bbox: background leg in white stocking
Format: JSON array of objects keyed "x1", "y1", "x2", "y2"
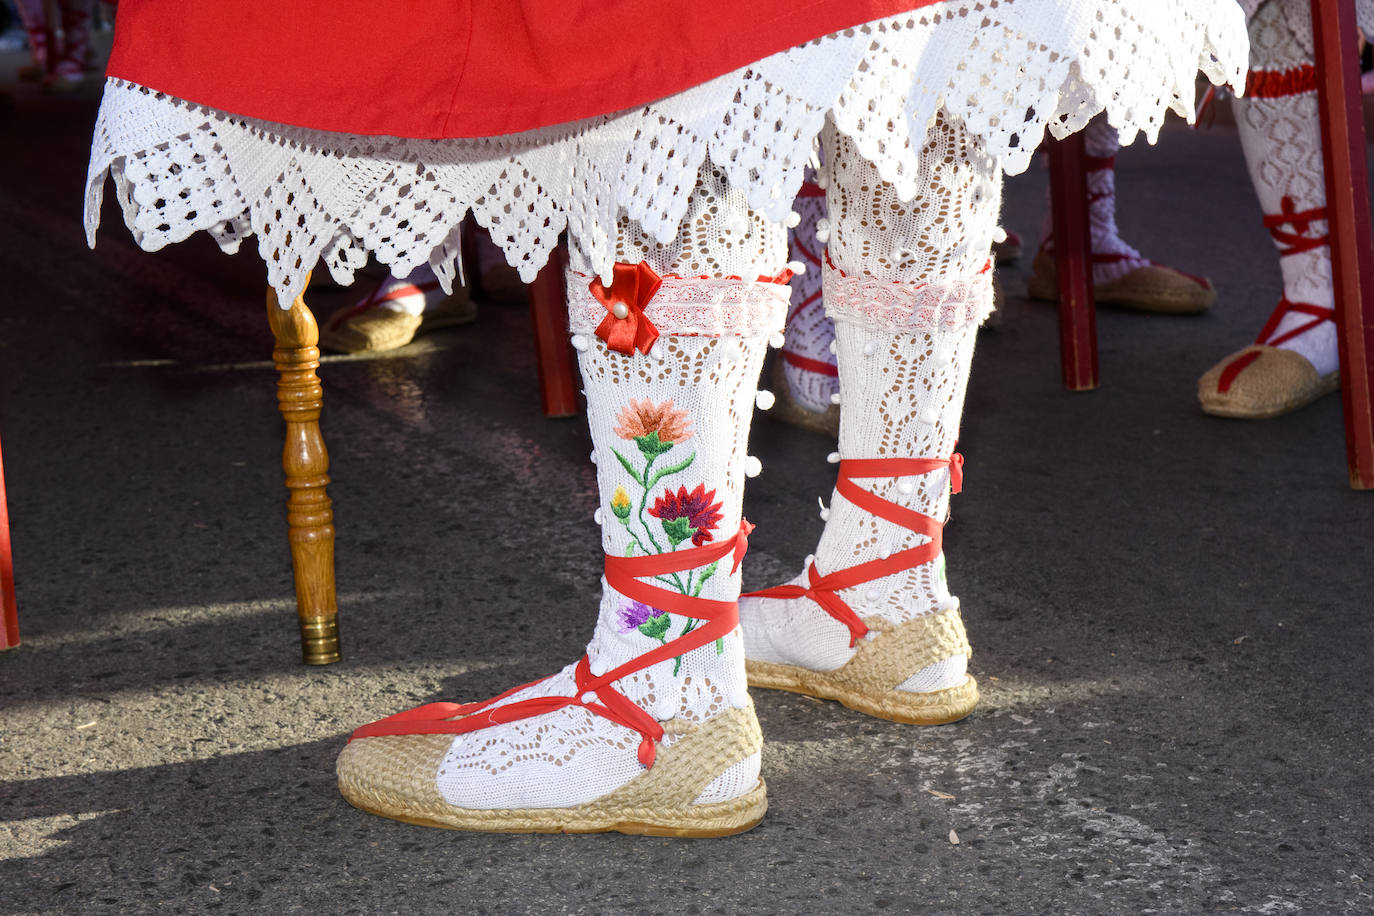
[
  {"x1": 739, "y1": 117, "x2": 992, "y2": 725},
  {"x1": 1199, "y1": 0, "x2": 1340, "y2": 418},
  {"x1": 337, "y1": 161, "x2": 788, "y2": 836},
  {"x1": 773, "y1": 177, "x2": 841, "y2": 436},
  {"x1": 319, "y1": 261, "x2": 477, "y2": 354},
  {"x1": 1028, "y1": 117, "x2": 1217, "y2": 314}
]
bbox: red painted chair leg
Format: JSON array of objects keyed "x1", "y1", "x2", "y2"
[
  {"x1": 1048, "y1": 132, "x2": 1100, "y2": 391},
  {"x1": 529, "y1": 241, "x2": 580, "y2": 418},
  {"x1": 1310, "y1": 0, "x2": 1374, "y2": 490},
  {"x1": 0, "y1": 435, "x2": 19, "y2": 650}
]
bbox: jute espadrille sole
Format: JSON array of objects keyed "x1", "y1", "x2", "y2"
[
  {"x1": 746, "y1": 607, "x2": 979, "y2": 725},
  {"x1": 1026, "y1": 252, "x2": 1216, "y2": 314},
  {"x1": 337, "y1": 705, "x2": 767, "y2": 837},
  {"x1": 321, "y1": 294, "x2": 478, "y2": 353},
  {"x1": 1198, "y1": 345, "x2": 1341, "y2": 419}
]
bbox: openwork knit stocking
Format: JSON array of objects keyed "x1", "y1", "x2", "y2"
[
  {"x1": 1040, "y1": 117, "x2": 1148, "y2": 286},
  {"x1": 1233, "y1": 0, "x2": 1336, "y2": 376},
  {"x1": 739, "y1": 115, "x2": 994, "y2": 720},
  {"x1": 340, "y1": 162, "x2": 787, "y2": 824}
]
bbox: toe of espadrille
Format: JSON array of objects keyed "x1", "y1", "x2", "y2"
[
  {"x1": 1027, "y1": 252, "x2": 1215, "y2": 314},
  {"x1": 1198, "y1": 345, "x2": 1340, "y2": 419}
]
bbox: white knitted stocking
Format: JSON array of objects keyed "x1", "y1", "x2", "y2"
[
  {"x1": 741, "y1": 116, "x2": 997, "y2": 694},
  {"x1": 1234, "y1": 0, "x2": 1337, "y2": 375},
  {"x1": 781, "y1": 181, "x2": 838, "y2": 413},
  {"x1": 1038, "y1": 117, "x2": 1150, "y2": 285},
  {"x1": 349, "y1": 262, "x2": 447, "y2": 317},
  {"x1": 433, "y1": 162, "x2": 787, "y2": 810}
]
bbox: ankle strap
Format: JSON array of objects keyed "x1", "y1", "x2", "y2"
[
  {"x1": 351, "y1": 521, "x2": 754, "y2": 769},
  {"x1": 744, "y1": 454, "x2": 962, "y2": 647},
  {"x1": 1263, "y1": 197, "x2": 1328, "y2": 258}
]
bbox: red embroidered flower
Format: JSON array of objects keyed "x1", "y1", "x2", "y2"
[{"x1": 649, "y1": 484, "x2": 723, "y2": 547}]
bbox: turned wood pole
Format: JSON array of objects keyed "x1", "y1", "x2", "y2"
[{"x1": 267, "y1": 282, "x2": 341, "y2": 664}]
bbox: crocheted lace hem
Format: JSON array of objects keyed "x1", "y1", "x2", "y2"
[{"x1": 83, "y1": 0, "x2": 1246, "y2": 306}]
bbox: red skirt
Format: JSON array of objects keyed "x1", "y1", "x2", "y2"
[{"x1": 106, "y1": 0, "x2": 935, "y2": 138}]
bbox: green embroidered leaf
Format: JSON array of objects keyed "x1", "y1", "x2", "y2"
[
  {"x1": 661, "y1": 516, "x2": 694, "y2": 547},
  {"x1": 646, "y1": 452, "x2": 697, "y2": 490},
  {"x1": 634, "y1": 431, "x2": 675, "y2": 458},
  {"x1": 624, "y1": 543, "x2": 636, "y2": 557},
  {"x1": 638, "y1": 613, "x2": 671, "y2": 642},
  {"x1": 611, "y1": 448, "x2": 643, "y2": 485},
  {"x1": 691, "y1": 560, "x2": 720, "y2": 597}
]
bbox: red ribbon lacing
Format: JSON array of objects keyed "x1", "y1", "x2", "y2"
[
  {"x1": 349, "y1": 520, "x2": 754, "y2": 769},
  {"x1": 1216, "y1": 198, "x2": 1333, "y2": 393},
  {"x1": 742, "y1": 454, "x2": 962, "y2": 648},
  {"x1": 1246, "y1": 64, "x2": 1319, "y2": 100}
]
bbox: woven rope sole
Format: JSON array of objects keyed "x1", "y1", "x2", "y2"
[
  {"x1": 336, "y1": 704, "x2": 767, "y2": 836},
  {"x1": 1199, "y1": 344, "x2": 1340, "y2": 419},
  {"x1": 321, "y1": 293, "x2": 477, "y2": 353},
  {"x1": 1027, "y1": 251, "x2": 1215, "y2": 314},
  {"x1": 746, "y1": 607, "x2": 979, "y2": 725}
]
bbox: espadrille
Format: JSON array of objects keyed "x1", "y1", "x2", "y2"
[
  {"x1": 746, "y1": 606, "x2": 978, "y2": 724},
  {"x1": 338, "y1": 703, "x2": 767, "y2": 837},
  {"x1": 320, "y1": 281, "x2": 476, "y2": 353},
  {"x1": 1198, "y1": 344, "x2": 1339, "y2": 418},
  {"x1": 1027, "y1": 250, "x2": 1216, "y2": 314}
]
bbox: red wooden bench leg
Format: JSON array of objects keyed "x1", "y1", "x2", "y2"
[
  {"x1": 1048, "y1": 131, "x2": 1100, "y2": 391},
  {"x1": 1311, "y1": 0, "x2": 1374, "y2": 490},
  {"x1": 529, "y1": 241, "x2": 580, "y2": 418},
  {"x1": 0, "y1": 435, "x2": 18, "y2": 650}
]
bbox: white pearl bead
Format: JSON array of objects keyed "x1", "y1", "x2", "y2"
[
  {"x1": 784, "y1": 211, "x2": 801, "y2": 228},
  {"x1": 590, "y1": 451, "x2": 598, "y2": 464},
  {"x1": 992, "y1": 226, "x2": 1008, "y2": 243},
  {"x1": 815, "y1": 229, "x2": 830, "y2": 244},
  {"x1": 769, "y1": 333, "x2": 786, "y2": 349},
  {"x1": 580, "y1": 692, "x2": 597, "y2": 705},
  {"x1": 863, "y1": 340, "x2": 879, "y2": 357},
  {"x1": 826, "y1": 452, "x2": 841, "y2": 464},
  {"x1": 611, "y1": 301, "x2": 630, "y2": 319},
  {"x1": 744, "y1": 456, "x2": 762, "y2": 478},
  {"x1": 787, "y1": 260, "x2": 807, "y2": 275},
  {"x1": 878, "y1": 546, "x2": 891, "y2": 560},
  {"x1": 897, "y1": 479, "x2": 914, "y2": 495},
  {"x1": 756, "y1": 390, "x2": 776, "y2": 410},
  {"x1": 819, "y1": 508, "x2": 830, "y2": 521},
  {"x1": 721, "y1": 340, "x2": 743, "y2": 362},
  {"x1": 593, "y1": 508, "x2": 604, "y2": 525},
  {"x1": 570, "y1": 334, "x2": 589, "y2": 351},
  {"x1": 865, "y1": 588, "x2": 881, "y2": 602},
  {"x1": 920, "y1": 408, "x2": 939, "y2": 424},
  {"x1": 829, "y1": 392, "x2": 841, "y2": 405},
  {"x1": 804, "y1": 553, "x2": 816, "y2": 567},
  {"x1": 829, "y1": 340, "x2": 838, "y2": 355}
]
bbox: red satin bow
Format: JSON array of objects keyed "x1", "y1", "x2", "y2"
[{"x1": 591, "y1": 261, "x2": 662, "y2": 355}]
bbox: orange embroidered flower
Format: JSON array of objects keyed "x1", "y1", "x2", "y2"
[{"x1": 614, "y1": 399, "x2": 694, "y2": 456}]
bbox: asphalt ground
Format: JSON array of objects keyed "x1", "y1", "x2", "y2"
[{"x1": 2, "y1": 71, "x2": 1372, "y2": 915}]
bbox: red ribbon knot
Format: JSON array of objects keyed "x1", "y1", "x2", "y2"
[{"x1": 591, "y1": 261, "x2": 662, "y2": 355}]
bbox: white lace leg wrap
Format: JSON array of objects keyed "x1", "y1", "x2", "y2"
[
  {"x1": 435, "y1": 164, "x2": 786, "y2": 810},
  {"x1": 1235, "y1": 0, "x2": 1342, "y2": 375},
  {"x1": 741, "y1": 116, "x2": 996, "y2": 693}
]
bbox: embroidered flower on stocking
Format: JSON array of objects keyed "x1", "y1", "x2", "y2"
[
  {"x1": 617, "y1": 600, "x2": 671, "y2": 642},
  {"x1": 650, "y1": 484, "x2": 724, "y2": 548}
]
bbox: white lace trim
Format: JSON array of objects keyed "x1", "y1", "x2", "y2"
[
  {"x1": 566, "y1": 274, "x2": 791, "y2": 340},
  {"x1": 822, "y1": 259, "x2": 995, "y2": 333},
  {"x1": 84, "y1": 0, "x2": 1246, "y2": 307}
]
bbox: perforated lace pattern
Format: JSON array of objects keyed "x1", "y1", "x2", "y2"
[
  {"x1": 434, "y1": 201, "x2": 785, "y2": 812},
  {"x1": 740, "y1": 113, "x2": 994, "y2": 692},
  {"x1": 1234, "y1": 0, "x2": 1339, "y2": 374},
  {"x1": 84, "y1": 1, "x2": 1245, "y2": 307}
]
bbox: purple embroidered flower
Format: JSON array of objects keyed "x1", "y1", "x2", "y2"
[{"x1": 618, "y1": 600, "x2": 670, "y2": 642}]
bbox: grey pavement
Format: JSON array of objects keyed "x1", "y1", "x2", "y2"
[{"x1": 1, "y1": 79, "x2": 1372, "y2": 915}]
